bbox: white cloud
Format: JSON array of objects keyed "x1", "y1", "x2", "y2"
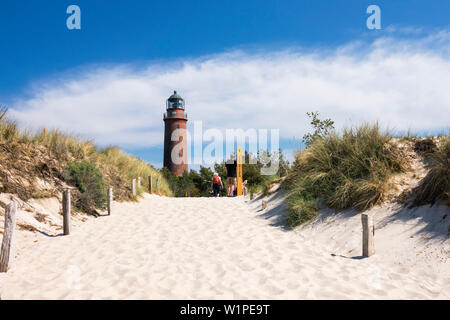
[
  {"x1": 9, "y1": 31, "x2": 450, "y2": 149},
  {"x1": 384, "y1": 25, "x2": 424, "y2": 35}
]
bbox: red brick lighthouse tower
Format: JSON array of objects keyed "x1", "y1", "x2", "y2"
[{"x1": 163, "y1": 91, "x2": 188, "y2": 176}]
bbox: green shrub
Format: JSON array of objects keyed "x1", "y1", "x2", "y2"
[
  {"x1": 161, "y1": 167, "x2": 213, "y2": 197},
  {"x1": 63, "y1": 161, "x2": 107, "y2": 211},
  {"x1": 284, "y1": 123, "x2": 408, "y2": 228}
]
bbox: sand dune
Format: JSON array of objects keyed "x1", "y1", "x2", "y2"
[{"x1": 0, "y1": 193, "x2": 449, "y2": 299}]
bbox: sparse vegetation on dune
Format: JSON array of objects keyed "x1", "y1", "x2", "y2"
[
  {"x1": 0, "y1": 109, "x2": 171, "y2": 214},
  {"x1": 413, "y1": 135, "x2": 450, "y2": 206},
  {"x1": 284, "y1": 123, "x2": 410, "y2": 228},
  {"x1": 97, "y1": 146, "x2": 172, "y2": 198}
]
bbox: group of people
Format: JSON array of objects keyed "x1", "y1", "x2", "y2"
[{"x1": 211, "y1": 154, "x2": 247, "y2": 197}]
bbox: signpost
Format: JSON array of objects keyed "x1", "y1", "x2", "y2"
[{"x1": 237, "y1": 147, "x2": 243, "y2": 196}]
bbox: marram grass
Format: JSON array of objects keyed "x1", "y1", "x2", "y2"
[
  {"x1": 0, "y1": 117, "x2": 172, "y2": 209},
  {"x1": 283, "y1": 123, "x2": 409, "y2": 228},
  {"x1": 413, "y1": 135, "x2": 450, "y2": 206}
]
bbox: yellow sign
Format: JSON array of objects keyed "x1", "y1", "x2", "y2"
[{"x1": 236, "y1": 147, "x2": 243, "y2": 196}]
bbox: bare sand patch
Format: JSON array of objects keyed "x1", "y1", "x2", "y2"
[{"x1": 0, "y1": 193, "x2": 448, "y2": 299}]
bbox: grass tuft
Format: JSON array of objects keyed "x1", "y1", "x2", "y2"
[
  {"x1": 284, "y1": 123, "x2": 409, "y2": 228},
  {"x1": 413, "y1": 135, "x2": 450, "y2": 206}
]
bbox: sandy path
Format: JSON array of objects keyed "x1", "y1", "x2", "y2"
[{"x1": 1, "y1": 194, "x2": 448, "y2": 299}]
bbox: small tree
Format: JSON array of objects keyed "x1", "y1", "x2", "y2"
[{"x1": 302, "y1": 111, "x2": 335, "y2": 148}]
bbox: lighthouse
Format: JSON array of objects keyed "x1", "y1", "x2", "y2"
[{"x1": 163, "y1": 91, "x2": 188, "y2": 176}]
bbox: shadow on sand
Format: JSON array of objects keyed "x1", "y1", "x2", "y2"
[
  {"x1": 381, "y1": 201, "x2": 449, "y2": 242},
  {"x1": 37, "y1": 231, "x2": 65, "y2": 238},
  {"x1": 253, "y1": 191, "x2": 291, "y2": 230}
]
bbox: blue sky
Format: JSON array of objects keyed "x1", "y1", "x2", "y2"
[
  {"x1": 1, "y1": 0, "x2": 449, "y2": 96},
  {"x1": 1, "y1": 1, "x2": 450, "y2": 168}
]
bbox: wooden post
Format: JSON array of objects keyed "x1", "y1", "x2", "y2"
[
  {"x1": 157, "y1": 177, "x2": 161, "y2": 190},
  {"x1": 262, "y1": 200, "x2": 267, "y2": 210},
  {"x1": 62, "y1": 189, "x2": 71, "y2": 236},
  {"x1": 148, "y1": 176, "x2": 153, "y2": 193},
  {"x1": 137, "y1": 176, "x2": 141, "y2": 188},
  {"x1": 361, "y1": 213, "x2": 375, "y2": 257},
  {"x1": 107, "y1": 188, "x2": 113, "y2": 215},
  {"x1": 250, "y1": 192, "x2": 254, "y2": 200},
  {"x1": 0, "y1": 202, "x2": 17, "y2": 273},
  {"x1": 132, "y1": 179, "x2": 136, "y2": 196}
]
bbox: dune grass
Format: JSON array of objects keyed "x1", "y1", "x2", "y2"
[
  {"x1": 97, "y1": 146, "x2": 172, "y2": 198},
  {"x1": 413, "y1": 135, "x2": 450, "y2": 206},
  {"x1": 283, "y1": 123, "x2": 409, "y2": 228},
  {"x1": 0, "y1": 115, "x2": 171, "y2": 212}
]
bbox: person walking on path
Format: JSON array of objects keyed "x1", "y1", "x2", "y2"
[
  {"x1": 211, "y1": 172, "x2": 223, "y2": 197},
  {"x1": 225, "y1": 154, "x2": 237, "y2": 197}
]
